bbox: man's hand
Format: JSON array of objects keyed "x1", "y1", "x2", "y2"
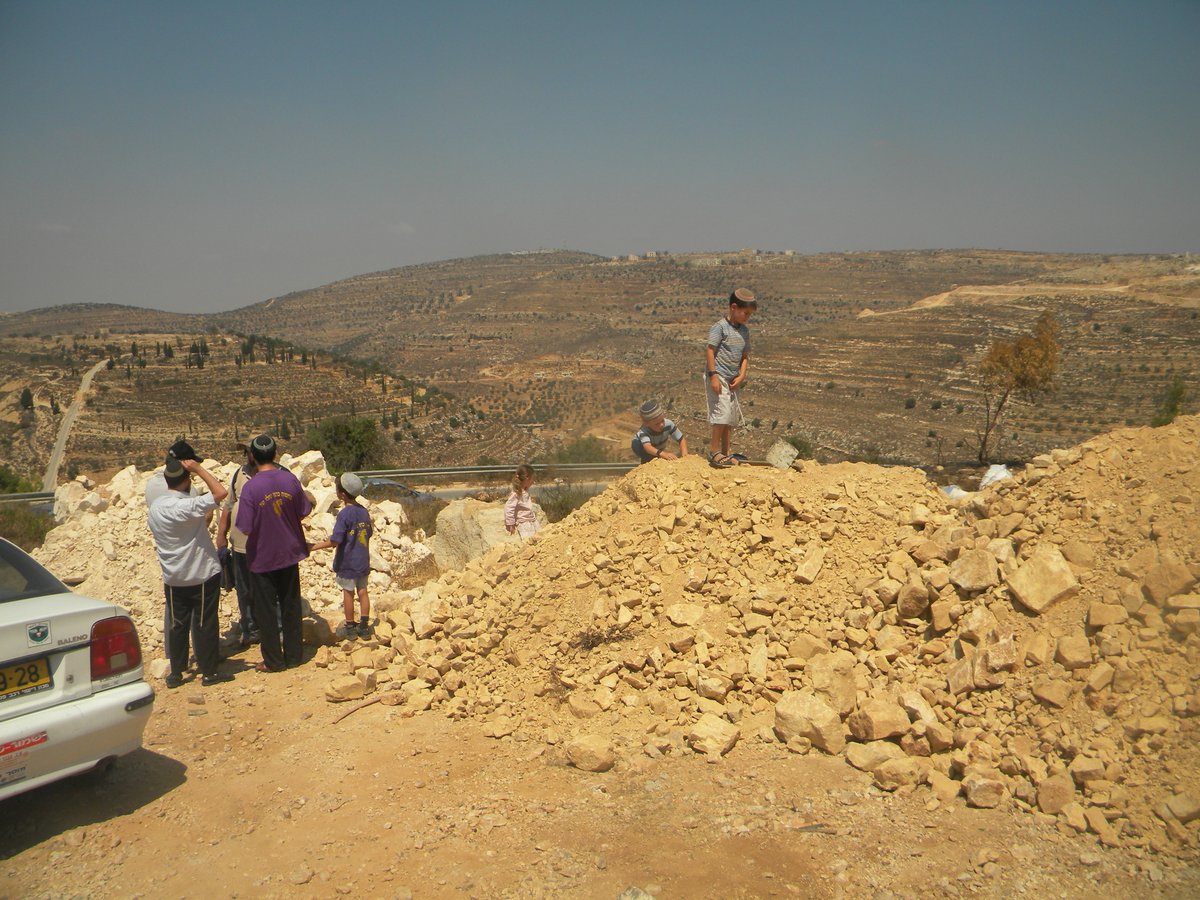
[
  {"x1": 659, "y1": 451, "x2": 677, "y2": 461},
  {"x1": 709, "y1": 373, "x2": 722, "y2": 394}
]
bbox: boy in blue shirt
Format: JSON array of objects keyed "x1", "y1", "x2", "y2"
[
  {"x1": 631, "y1": 399, "x2": 688, "y2": 463},
  {"x1": 310, "y1": 472, "x2": 373, "y2": 639}
]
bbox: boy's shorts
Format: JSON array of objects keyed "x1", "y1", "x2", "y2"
[
  {"x1": 336, "y1": 574, "x2": 369, "y2": 591},
  {"x1": 706, "y1": 376, "x2": 740, "y2": 426}
]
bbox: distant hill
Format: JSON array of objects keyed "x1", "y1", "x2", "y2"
[
  {"x1": 2, "y1": 249, "x2": 1197, "y2": 480},
  {"x1": 0, "y1": 302, "x2": 205, "y2": 337}
]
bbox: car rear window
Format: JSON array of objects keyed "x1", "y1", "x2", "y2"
[{"x1": 0, "y1": 540, "x2": 68, "y2": 603}]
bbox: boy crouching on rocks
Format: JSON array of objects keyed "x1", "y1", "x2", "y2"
[
  {"x1": 631, "y1": 399, "x2": 688, "y2": 463},
  {"x1": 310, "y1": 472, "x2": 373, "y2": 639}
]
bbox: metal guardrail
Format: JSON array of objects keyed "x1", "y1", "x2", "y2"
[
  {"x1": 0, "y1": 491, "x2": 54, "y2": 506},
  {"x1": 355, "y1": 462, "x2": 638, "y2": 481},
  {"x1": 0, "y1": 463, "x2": 638, "y2": 505}
]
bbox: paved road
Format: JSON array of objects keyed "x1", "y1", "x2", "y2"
[{"x1": 42, "y1": 358, "x2": 108, "y2": 491}]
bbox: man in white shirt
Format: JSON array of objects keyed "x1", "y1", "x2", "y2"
[{"x1": 147, "y1": 453, "x2": 232, "y2": 688}]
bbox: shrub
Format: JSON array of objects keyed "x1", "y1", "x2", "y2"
[
  {"x1": 535, "y1": 482, "x2": 602, "y2": 523},
  {"x1": 0, "y1": 465, "x2": 38, "y2": 494},
  {"x1": 541, "y1": 435, "x2": 610, "y2": 464},
  {"x1": 1151, "y1": 377, "x2": 1188, "y2": 427},
  {"x1": 904, "y1": 398, "x2": 916, "y2": 410},
  {"x1": 0, "y1": 505, "x2": 53, "y2": 551},
  {"x1": 396, "y1": 497, "x2": 446, "y2": 537},
  {"x1": 786, "y1": 435, "x2": 814, "y2": 459},
  {"x1": 307, "y1": 416, "x2": 380, "y2": 473}
]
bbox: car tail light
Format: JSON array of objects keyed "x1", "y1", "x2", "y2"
[{"x1": 90, "y1": 616, "x2": 143, "y2": 680}]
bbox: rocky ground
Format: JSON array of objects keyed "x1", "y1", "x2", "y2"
[{"x1": 3, "y1": 417, "x2": 1198, "y2": 898}]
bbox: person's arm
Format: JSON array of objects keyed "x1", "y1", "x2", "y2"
[
  {"x1": 504, "y1": 492, "x2": 519, "y2": 533},
  {"x1": 216, "y1": 507, "x2": 232, "y2": 549},
  {"x1": 677, "y1": 435, "x2": 689, "y2": 457},
  {"x1": 639, "y1": 436, "x2": 664, "y2": 460},
  {"x1": 309, "y1": 538, "x2": 335, "y2": 552},
  {"x1": 183, "y1": 459, "x2": 228, "y2": 504},
  {"x1": 706, "y1": 345, "x2": 722, "y2": 395},
  {"x1": 730, "y1": 352, "x2": 750, "y2": 391}
]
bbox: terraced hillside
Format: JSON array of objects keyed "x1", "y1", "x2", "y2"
[{"x1": 2, "y1": 249, "x2": 1197, "y2": 483}]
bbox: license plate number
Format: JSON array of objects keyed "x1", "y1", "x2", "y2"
[{"x1": 0, "y1": 658, "x2": 52, "y2": 701}]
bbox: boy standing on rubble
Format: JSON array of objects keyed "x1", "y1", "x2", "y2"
[{"x1": 705, "y1": 288, "x2": 756, "y2": 468}]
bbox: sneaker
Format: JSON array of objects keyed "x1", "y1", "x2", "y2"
[
  {"x1": 201, "y1": 672, "x2": 234, "y2": 686},
  {"x1": 247, "y1": 630, "x2": 262, "y2": 645},
  {"x1": 358, "y1": 618, "x2": 372, "y2": 637},
  {"x1": 165, "y1": 673, "x2": 183, "y2": 689},
  {"x1": 343, "y1": 622, "x2": 359, "y2": 640}
]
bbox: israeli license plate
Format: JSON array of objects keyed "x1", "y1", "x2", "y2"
[{"x1": 0, "y1": 658, "x2": 51, "y2": 701}]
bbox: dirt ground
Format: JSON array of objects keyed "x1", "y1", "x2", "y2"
[{"x1": 1, "y1": 645, "x2": 1195, "y2": 899}]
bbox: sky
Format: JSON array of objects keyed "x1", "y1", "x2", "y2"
[{"x1": 1, "y1": 1, "x2": 1197, "y2": 315}]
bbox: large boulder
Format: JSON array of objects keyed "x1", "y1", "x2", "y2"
[{"x1": 427, "y1": 497, "x2": 545, "y2": 571}]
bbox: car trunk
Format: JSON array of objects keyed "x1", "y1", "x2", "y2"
[{"x1": 0, "y1": 592, "x2": 127, "y2": 723}]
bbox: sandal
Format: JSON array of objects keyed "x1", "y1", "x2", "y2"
[
  {"x1": 708, "y1": 451, "x2": 734, "y2": 469},
  {"x1": 729, "y1": 453, "x2": 748, "y2": 464},
  {"x1": 254, "y1": 662, "x2": 285, "y2": 674}
]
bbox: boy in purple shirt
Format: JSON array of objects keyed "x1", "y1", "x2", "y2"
[
  {"x1": 234, "y1": 433, "x2": 312, "y2": 672},
  {"x1": 310, "y1": 472, "x2": 373, "y2": 640}
]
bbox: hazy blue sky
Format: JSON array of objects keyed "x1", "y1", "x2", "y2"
[{"x1": 2, "y1": 1, "x2": 1197, "y2": 314}]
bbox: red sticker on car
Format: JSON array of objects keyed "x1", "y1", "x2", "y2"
[{"x1": 0, "y1": 730, "x2": 48, "y2": 757}]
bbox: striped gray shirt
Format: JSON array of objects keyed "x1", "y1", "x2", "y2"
[{"x1": 707, "y1": 318, "x2": 750, "y2": 380}]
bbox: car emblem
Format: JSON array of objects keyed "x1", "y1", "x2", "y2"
[{"x1": 27, "y1": 622, "x2": 50, "y2": 646}]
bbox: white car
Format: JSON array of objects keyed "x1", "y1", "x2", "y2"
[{"x1": 0, "y1": 537, "x2": 154, "y2": 801}]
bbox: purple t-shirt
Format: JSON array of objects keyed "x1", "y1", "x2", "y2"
[
  {"x1": 331, "y1": 503, "x2": 372, "y2": 579},
  {"x1": 235, "y1": 466, "x2": 312, "y2": 574}
]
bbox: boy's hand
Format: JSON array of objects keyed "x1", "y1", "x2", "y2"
[{"x1": 659, "y1": 451, "x2": 677, "y2": 461}]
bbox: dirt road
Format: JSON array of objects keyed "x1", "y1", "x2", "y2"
[
  {"x1": 1, "y1": 652, "x2": 1192, "y2": 899},
  {"x1": 41, "y1": 357, "x2": 108, "y2": 491}
]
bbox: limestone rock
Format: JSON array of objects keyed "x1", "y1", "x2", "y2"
[
  {"x1": 1037, "y1": 773, "x2": 1076, "y2": 815},
  {"x1": 774, "y1": 691, "x2": 845, "y2": 754},
  {"x1": 794, "y1": 545, "x2": 825, "y2": 585},
  {"x1": 326, "y1": 676, "x2": 366, "y2": 702},
  {"x1": 666, "y1": 603, "x2": 704, "y2": 627},
  {"x1": 872, "y1": 758, "x2": 926, "y2": 791},
  {"x1": 1140, "y1": 553, "x2": 1196, "y2": 605},
  {"x1": 847, "y1": 699, "x2": 910, "y2": 741},
  {"x1": 686, "y1": 713, "x2": 740, "y2": 757},
  {"x1": 1165, "y1": 792, "x2": 1200, "y2": 825},
  {"x1": 845, "y1": 740, "x2": 906, "y2": 773},
  {"x1": 1032, "y1": 680, "x2": 1072, "y2": 708},
  {"x1": 427, "y1": 498, "x2": 536, "y2": 571},
  {"x1": 1054, "y1": 630, "x2": 1092, "y2": 670},
  {"x1": 949, "y1": 548, "x2": 999, "y2": 593},
  {"x1": 566, "y1": 735, "x2": 616, "y2": 772},
  {"x1": 962, "y1": 768, "x2": 1006, "y2": 808},
  {"x1": 806, "y1": 650, "x2": 857, "y2": 716},
  {"x1": 1006, "y1": 545, "x2": 1079, "y2": 614}
]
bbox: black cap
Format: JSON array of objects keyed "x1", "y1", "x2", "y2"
[{"x1": 168, "y1": 439, "x2": 201, "y2": 462}]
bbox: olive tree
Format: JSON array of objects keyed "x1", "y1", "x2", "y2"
[{"x1": 975, "y1": 310, "x2": 1060, "y2": 463}]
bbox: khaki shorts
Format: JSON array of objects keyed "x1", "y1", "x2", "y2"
[{"x1": 336, "y1": 574, "x2": 368, "y2": 591}]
